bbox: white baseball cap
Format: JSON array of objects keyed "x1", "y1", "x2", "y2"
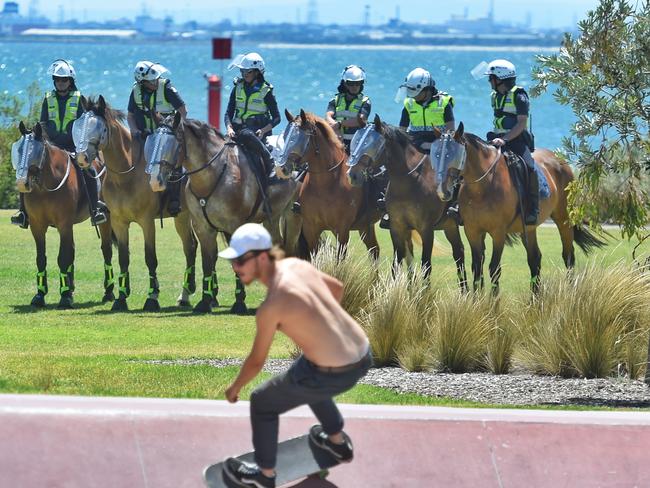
[{"x1": 218, "y1": 223, "x2": 272, "y2": 259}]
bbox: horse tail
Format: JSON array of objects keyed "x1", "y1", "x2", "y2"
[
  {"x1": 411, "y1": 230, "x2": 422, "y2": 247},
  {"x1": 505, "y1": 233, "x2": 520, "y2": 247},
  {"x1": 573, "y1": 225, "x2": 607, "y2": 254},
  {"x1": 111, "y1": 230, "x2": 118, "y2": 248}
]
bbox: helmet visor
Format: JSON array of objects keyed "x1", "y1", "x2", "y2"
[
  {"x1": 348, "y1": 126, "x2": 384, "y2": 167},
  {"x1": 144, "y1": 128, "x2": 178, "y2": 174},
  {"x1": 227, "y1": 54, "x2": 246, "y2": 71},
  {"x1": 470, "y1": 61, "x2": 489, "y2": 80}
]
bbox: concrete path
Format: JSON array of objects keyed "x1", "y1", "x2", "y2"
[{"x1": 1, "y1": 394, "x2": 649, "y2": 487}]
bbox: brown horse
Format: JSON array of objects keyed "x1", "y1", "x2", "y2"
[
  {"x1": 13, "y1": 121, "x2": 114, "y2": 308},
  {"x1": 434, "y1": 123, "x2": 606, "y2": 293},
  {"x1": 74, "y1": 96, "x2": 198, "y2": 311},
  {"x1": 346, "y1": 116, "x2": 467, "y2": 289},
  {"x1": 274, "y1": 110, "x2": 382, "y2": 259},
  {"x1": 146, "y1": 112, "x2": 300, "y2": 314}
]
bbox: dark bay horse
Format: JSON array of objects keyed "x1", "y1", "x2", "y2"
[
  {"x1": 274, "y1": 110, "x2": 382, "y2": 259},
  {"x1": 74, "y1": 96, "x2": 197, "y2": 311},
  {"x1": 434, "y1": 123, "x2": 606, "y2": 293},
  {"x1": 146, "y1": 112, "x2": 300, "y2": 314},
  {"x1": 13, "y1": 121, "x2": 113, "y2": 308},
  {"x1": 346, "y1": 115, "x2": 467, "y2": 289}
]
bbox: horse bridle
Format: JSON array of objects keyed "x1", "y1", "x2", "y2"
[{"x1": 285, "y1": 124, "x2": 346, "y2": 174}]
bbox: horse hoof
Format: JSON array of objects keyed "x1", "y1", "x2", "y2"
[
  {"x1": 211, "y1": 297, "x2": 220, "y2": 308},
  {"x1": 57, "y1": 295, "x2": 74, "y2": 309},
  {"x1": 30, "y1": 294, "x2": 46, "y2": 308},
  {"x1": 177, "y1": 299, "x2": 192, "y2": 308},
  {"x1": 102, "y1": 291, "x2": 116, "y2": 303},
  {"x1": 143, "y1": 298, "x2": 161, "y2": 312},
  {"x1": 230, "y1": 302, "x2": 248, "y2": 315},
  {"x1": 111, "y1": 297, "x2": 128, "y2": 311},
  {"x1": 193, "y1": 299, "x2": 212, "y2": 314}
]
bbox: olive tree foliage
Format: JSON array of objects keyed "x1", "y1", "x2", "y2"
[{"x1": 531, "y1": 0, "x2": 650, "y2": 239}]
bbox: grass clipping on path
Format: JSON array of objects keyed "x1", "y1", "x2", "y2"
[{"x1": 313, "y1": 243, "x2": 650, "y2": 380}]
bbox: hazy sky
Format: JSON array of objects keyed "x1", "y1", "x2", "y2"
[{"x1": 16, "y1": 0, "x2": 602, "y2": 29}]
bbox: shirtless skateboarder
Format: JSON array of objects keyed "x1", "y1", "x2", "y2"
[{"x1": 219, "y1": 223, "x2": 372, "y2": 488}]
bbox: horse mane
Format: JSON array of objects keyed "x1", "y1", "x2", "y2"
[
  {"x1": 464, "y1": 133, "x2": 494, "y2": 158},
  {"x1": 301, "y1": 112, "x2": 345, "y2": 153},
  {"x1": 381, "y1": 123, "x2": 412, "y2": 150},
  {"x1": 184, "y1": 118, "x2": 225, "y2": 141},
  {"x1": 85, "y1": 96, "x2": 126, "y2": 125}
]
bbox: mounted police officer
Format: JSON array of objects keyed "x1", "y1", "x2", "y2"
[
  {"x1": 127, "y1": 61, "x2": 187, "y2": 216},
  {"x1": 485, "y1": 59, "x2": 539, "y2": 225},
  {"x1": 225, "y1": 52, "x2": 280, "y2": 184},
  {"x1": 11, "y1": 59, "x2": 108, "y2": 228},
  {"x1": 325, "y1": 65, "x2": 371, "y2": 152},
  {"x1": 398, "y1": 68, "x2": 455, "y2": 152}
]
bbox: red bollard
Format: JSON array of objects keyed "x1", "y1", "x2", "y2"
[{"x1": 207, "y1": 74, "x2": 221, "y2": 130}]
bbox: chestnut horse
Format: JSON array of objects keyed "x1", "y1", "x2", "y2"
[
  {"x1": 434, "y1": 123, "x2": 606, "y2": 293},
  {"x1": 346, "y1": 116, "x2": 467, "y2": 290},
  {"x1": 274, "y1": 110, "x2": 382, "y2": 259},
  {"x1": 146, "y1": 112, "x2": 300, "y2": 314},
  {"x1": 74, "y1": 96, "x2": 198, "y2": 311},
  {"x1": 13, "y1": 121, "x2": 113, "y2": 308}
]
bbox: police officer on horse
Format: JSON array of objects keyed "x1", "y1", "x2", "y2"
[
  {"x1": 127, "y1": 61, "x2": 187, "y2": 216},
  {"x1": 11, "y1": 59, "x2": 108, "y2": 228}
]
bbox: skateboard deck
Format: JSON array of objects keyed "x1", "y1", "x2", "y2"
[{"x1": 203, "y1": 433, "x2": 341, "y2": 487}]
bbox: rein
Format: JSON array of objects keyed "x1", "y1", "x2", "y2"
[
  {"x1": 406, "y1": 153, "x2": 427, "y2": 176},
  {"x1": 42, "y1": 153, "x2": 73, "y2": 192},
  {"x1": 465, "y1": 146, "x2": 502, "y2": 184}
]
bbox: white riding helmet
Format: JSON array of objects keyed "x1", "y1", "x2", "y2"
[
  {"x1": 229, "y1": 52, "x2": 266, "y2": 73},
  {"x1": 47, "y1": 59, "x2": 76, "y2": 80},
  {"x1": 341, "y1": 65, "x2": 366, "y2": 82},
  {"x1": 401, "y1": 68, "x2": 434, "y2": 98},
  {"x1": 134, "y1": 61, "x2": 168, "y2": 82},
  {"x1": 485, "y1": 59, "x2": 516, "y2": 80}
]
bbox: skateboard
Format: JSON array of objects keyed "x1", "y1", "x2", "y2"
[{"x1": 203, "y1": 430, "x2": 342, "y2": 487}]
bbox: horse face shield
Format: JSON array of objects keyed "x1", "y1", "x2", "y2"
[
  {"x1": 72, "y1": 112, "x2": 107, "y2": 167},
  {"x1": 11, "y1": 134, "x2": 44, "y2": 192},
  {"x1": 273, "y1": 123, "x2": 310, "y2": 178},
  {"x1": 431, "y1": 134, "x2": 466, "y2": 201},
  {"x1": 347, "y1": 126, "x2": 384, "y2": 187},
  {"x1": 145, "y1": 127, "x2": 179, "y2": 191}
]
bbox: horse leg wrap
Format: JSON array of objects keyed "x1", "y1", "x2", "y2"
[
  {"x1": 104, "y1": 263, "x2": 115, "y2": 291},
  {"x1": 202, "y1": 275, "x2": 214, "y2": 299},
  {"x1": 118, "y1": 272, "x2": 131, "y2": 298},
  {"x1": 148, "y1": 276, "x2": 160, "y2": 299},
  {"x1": 212, "y1": 271, "x2": 219, "y2": 298},
  {"x1": 59, "y1": 269, "x2": 72, "y2": 294},
  {"x1": 36, "y1": 270, "x2": 48, "y2": 296},
  {"x1": 183, "y1": 266, "x2": 194, "y2": 294}
]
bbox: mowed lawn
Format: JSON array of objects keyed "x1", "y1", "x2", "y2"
[{"x1": 0, "y1": 209, "x2": 645, "y2": 406}]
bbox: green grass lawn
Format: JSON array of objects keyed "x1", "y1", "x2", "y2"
[{"x1": 0, "y1": 208, "x2": 646, "y2": 406}]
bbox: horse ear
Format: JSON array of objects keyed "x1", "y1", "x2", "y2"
[
  {"x1": 80, "y1": 95, "x2": 88, "y2": 112},
  {"x1": 33, "y1": 121, "x2": 43, "y2": 139},
  {"x1": 173, "y1": 111, "x2": 182, "y2": 130},
  {"x1": 454, "y1": 122, "x2": 465, "y2": 141},
  {"x1": 357, "y1": 112, "x2": 367, "y2": 128},
  {"x1": 373, "y1": 114, "x2": 382, "y2": 133},
  {"x1": 19, "y1": 121, "x2": 28, "y2": 135},
  {"x1": 285, "y1": 109, "x2": 294, "y2": 122},
  {"x1": 433, "y1": 127, "x2": 442, "y2": 139},
  {"x1": 98, "y1": 95, "x2": 106, "y2": 113},
  {"x1": 299, "y1": 109, "x2": 307, "y2": 124}
]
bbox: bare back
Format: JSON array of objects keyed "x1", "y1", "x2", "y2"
[{"x1": 262, "y1": 258, "x2": 369, "y2": 367}]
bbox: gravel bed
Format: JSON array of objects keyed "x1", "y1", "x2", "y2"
[{"x1": 145, "y1": 358, "x2": 650, "y2": 408}]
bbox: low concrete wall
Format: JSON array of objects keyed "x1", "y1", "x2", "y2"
[{"x1": 1, "y1": 394, "x2": 649, "y2": 487}]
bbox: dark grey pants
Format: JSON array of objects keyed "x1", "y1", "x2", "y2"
[{"x1": 250, "y1": 351, "x2": 372, "y2": 469}]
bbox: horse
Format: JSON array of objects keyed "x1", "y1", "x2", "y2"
[
  {"x1": 433, "y1": 123, "x2": 606, "y2": 294},
  {"x1": 74, "y1": 95, "x2": 198, "y2": 311},
  {"x1": 12, "y1": 121, "x2": 114, "y2": 309},
  {"x1": 346, "y1": 115, "x2": 468, "y2": 289},
  {"x1": 274, "y1": 109, "x2": 382, "y2": 260},
  {"x1": 145, "y1": 112, "x2": 301, "y2": 314}
]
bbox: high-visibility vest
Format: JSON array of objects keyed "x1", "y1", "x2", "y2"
[
  {"x1": 491, "y1": 85, "x2": 528, "y2": 134},
  {"x1": 334, "y1": 93, "x2": 370, "y2": 140},
  {"x1": 404, "y1": 93, "x2": 453, "y2": 132},
  {"x1": 45, "y1": 90, "x2": 80, "y2": 133},
  {"x1": 133, "y1": 78, "x2": 175, "y2": 131},
  {"x1": 233, "y1": 80, "x2": 272, "y2": 124}
]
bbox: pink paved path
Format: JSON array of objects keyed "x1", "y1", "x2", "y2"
[{"x1": 1, "y1": 394, "x2": 650, "y2": 487}]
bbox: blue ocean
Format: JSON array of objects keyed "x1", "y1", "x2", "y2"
[{"x1": 1, "y1": 40, "x2": 570, "y2": 150}]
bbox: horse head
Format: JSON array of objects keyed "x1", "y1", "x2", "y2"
[
  {"x1": 433, "y1": 122, "x2": 467, "y2": 202},
  {"x1": 12, "y1": 121, "x2": 47, "y2": 193},
  {"x1": 346, "y1": 114, "x2": 386, "y2": 187},
  {"x1": 146, "y1": 111, "x2": 184, "y2": 192},
  {"x1": 273, "y1": 109, "x2": 316, "y2": 179},
  {"x1": 73, "y1": 95, "x2": 109, "y2": 168}
]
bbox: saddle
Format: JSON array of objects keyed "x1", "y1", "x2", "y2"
[
  {"x1": 504, "y1": 151, "x2": 550, "y2": 202},
  {"x1": 232, "y1": 134, "x2": 274, "y2": 218}
]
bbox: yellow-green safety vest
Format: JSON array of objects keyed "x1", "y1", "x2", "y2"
[
  {"x1": 233, "y1": 80, "x2": 272, "y2": 125},
  {"x1": 491, "y1": 85, "x2": 528, "y2": 134},
  {"x1": 46, "y1": 90, "x2": 81, "y2": 133},
  {"x1": 404, "y1": 93, "x2": 453, "y2": 132},
  {"x1": 133, "y1": 78, "x2": 176, "y2": 131},
  {"x1": 334, "y1": 93, "x2": 369, "y2": 141}
]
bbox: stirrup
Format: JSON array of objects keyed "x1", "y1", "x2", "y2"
[
  {"x1": 10, "y1": 211, "x2": 29, "y2": 229},
  {"x1": 91, "y1": 210, "x2": 108, "y2": 226}
]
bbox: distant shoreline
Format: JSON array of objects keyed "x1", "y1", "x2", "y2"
[{"x1": 259, "y1": 43, "x2": 561, "y2": 52}]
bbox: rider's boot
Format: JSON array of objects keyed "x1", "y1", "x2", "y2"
[
  {"x1": 82, "y1": 169, "x2": 108, "y2": 226},
  {"x1": 445, "y1": 183, "x2": 463, "y2": 225},
  {"x1": 166, "y1": 168, "x2": 182, "y2": 217},
  {"x1": 10, "y1": 193, "x2": 29, "y2": 229},
  {"x1": 525, "y1": 167, "x2": 540, "y2": 226}
]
